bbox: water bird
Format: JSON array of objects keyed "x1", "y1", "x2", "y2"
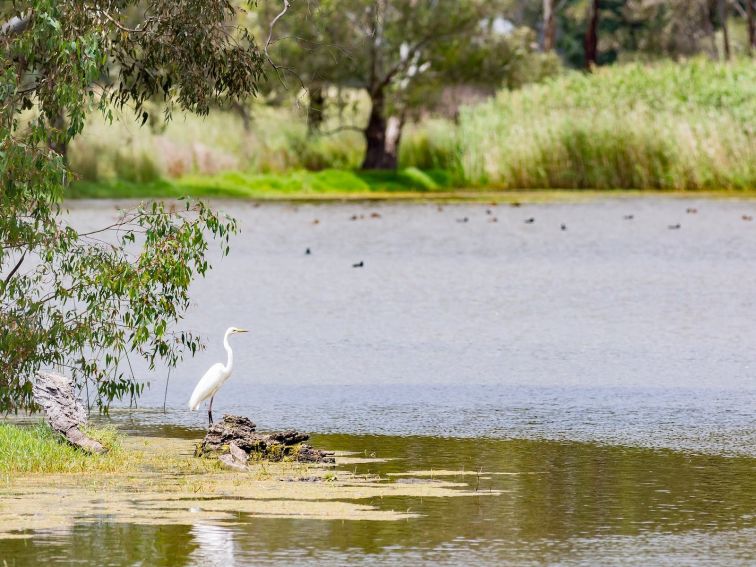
[
  {"x1": 561, "y1": 224, "x2": 567, "y2": 231},
  {"x1": 456, "y1": 217, "x2": 469, "y2": 223},
  {"x1": 742, "y1": 215, "x2": 753, "y2": 221},
  {"x1": 668, "y1": 224, "x2": 681, "y2": 230},
  {"x1": 486, "y1": 209, "x2": 493, "y2": 215},
  {"x1": 524, "y1": 218, "x2": 535, "y2": 224},
  {"x1": 370, "y1": 212, "x2": 382, "y2": 219},
  {"x1": 511, "y1": 202, "x2": 522, "y2": 207},
  {"x1": 305, "y1": 248, "x2": 311, "y2": 255},
  {"x1": 350, "y1": 215, "x2": 359, "y2": 221},
  {"x1": 623, "y1": 215, "x2": 634, "y2": 220},
  {"x1": 489, "y1": 217, "x2": 498, "y2": 223},
  {"x1": 352, "y1": 261, "x2": 364, "y2": 268},
  {"x1": 188, "y1": 327, "x2": 248, "y2": 426},
  {"x1": 312, "y1": 219, "x2": 320, "y2": 225},
  {"x1": 686, "y1": 208, "x2": 698, "y2": 214}
]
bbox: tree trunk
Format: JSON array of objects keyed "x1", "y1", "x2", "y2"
[
  {"x1": 0, "y1": 15, "x2": 30, "y2": 37},
  {"x1": 718, "y1": 0, "x2": 731, "y2": 60},
  {"x1": 747, "y1": 0, "x2": 754, "y2": 54},
  {"x1": 32, "y1": 372, "x2": 106, "y2": 454},
  {"x1": 307, "y1": 85, "x2": 325, "y2": 135},
  {"x1": 362, "y1": 89, "x2": 400, "y2": 170},
  {"x1": 543, "y1": 0, "x2": 557, "y2": 51},
  {"x1": 584, "y1": 0, "x2": 600, "y2": 69},
  {"x1": 702, "y1": 0, "x2": 719, "y2": 58},
  {"x1": 230, "y1": 101, "x2": 252, "y2": 132},
  {"x1": 49, "y1": 111, "x2": 68, "y2": 165}
]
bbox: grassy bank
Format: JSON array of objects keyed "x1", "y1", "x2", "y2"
[
  {"x1": 0, "y1": 423, "x2": 124, "y2": 474},
  {"x1": 68, "y1": 167, "x2": 456, "y2": 200},
  {"x1": 67, "y1": 179, "x2": 756, "y2": 203},
  {"x1": 66, "y1": 59, "x2": 754, "y2": 196}
]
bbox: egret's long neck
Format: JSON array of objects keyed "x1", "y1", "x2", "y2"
[{"x1": 223, "y1": 330, "x2": 234, "y2": 374}]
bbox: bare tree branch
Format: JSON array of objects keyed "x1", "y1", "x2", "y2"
[
  {"x1": 93, "y1": 9, "x2": 154, "y2": 34},
  {"x1": 265, "y1": 0, "x2": 291, "y2": 62},
  {"x1": 3, "y1": 252, "x2": 26, "y2": 285}
]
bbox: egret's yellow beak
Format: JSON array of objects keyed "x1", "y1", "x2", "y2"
[{"x1": 236, "y1": 328, "x2": 249, "y2": 333}]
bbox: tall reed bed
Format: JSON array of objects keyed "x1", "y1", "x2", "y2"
[
  {"x1": 457, "y1": 58, "x2": 755, "y2": 190},
  {"x1": 68, "y1": 104, "x2": 365, "y2": 183},
  {"x1": 69, "y1": 59, "x2": 754, "y2": 191}
]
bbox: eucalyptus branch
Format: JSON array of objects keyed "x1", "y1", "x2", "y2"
[
  {"x1": 3, "y1": 252, "x2": 26, "y2": 285},
  {"x1": 265, "y1": 0, "x2": 291, "y2": 62}
]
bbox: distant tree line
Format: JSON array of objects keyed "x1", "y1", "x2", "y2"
[{"x1": 537, "y1": 0, "x2": 754, "y2": 66}]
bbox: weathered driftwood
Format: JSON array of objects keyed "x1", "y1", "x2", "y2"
[
  {"x1": 195, "y1": 414, "x2": 335, "y2": 467},
  {"x1": 32, "y1": 372, "x2": 106, "y2": 454}
]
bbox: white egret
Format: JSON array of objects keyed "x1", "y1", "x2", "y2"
[{"x1": 188, "y1": 326, "x2": 248, "y2": 426}]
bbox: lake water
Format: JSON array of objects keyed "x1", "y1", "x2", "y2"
[{"x1": 3, "y1": 196, "x2": 756, "y2": 565}]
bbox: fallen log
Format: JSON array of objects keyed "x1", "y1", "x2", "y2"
[
  {"x1": 32, "y1": 372, "x2": 106, "y2": 454},
  {"x1": 195, "y1": 414, "x2": 335, "y2": 466}
]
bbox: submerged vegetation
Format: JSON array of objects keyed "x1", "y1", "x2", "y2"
[
  {"x1": 0, "y1": 425, "x2": 495, "y2": 536},
  {"x1": 68, "y1": 59, "x2": 755, "y2": 196}
]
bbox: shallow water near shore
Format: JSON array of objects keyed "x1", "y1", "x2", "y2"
[
  {"x1": 2, "y1": 197, "x2": 756, "y2": 564},
  {"x1": 2, "y1": 429, "x2": 755, "y2": 566}
]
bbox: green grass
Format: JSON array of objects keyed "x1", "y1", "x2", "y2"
[
  {"x1": 68, "y1": 167, "x2": 456, "y2": 199},
  {"x1": 0, "y1": 423, "x2": 126, "y2": 475}
]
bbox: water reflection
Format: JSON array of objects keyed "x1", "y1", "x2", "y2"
[
  {"x1": 189, "y1": 524, "x2": 236, "y2": 567},
  {"x1": 2, "y1": 434, "x2": 754, "y2": 565}
]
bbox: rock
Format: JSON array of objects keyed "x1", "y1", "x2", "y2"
[
  {"x1": 218, "y1": 453, "x2": 249, "y2": 472},
  {"x1": 228, "y1": 441, "x2": 249, "y2": 465},
  {"x1": 196, "y1": 414, "x2": 335, "y2": 464},
  {"x1": 295, "y1": 444, "x2": 336, "y2": 463},
  {"x1": 267, "y1": 430, "x2": 310, "y2": 445},
  {"x1": 32, "y1": 372, "x2": 106, "y2": 454}
]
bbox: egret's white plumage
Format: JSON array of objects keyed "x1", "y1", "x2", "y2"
[{"x1": 188, "y1": 326, "x2": 247, "y2": 424}]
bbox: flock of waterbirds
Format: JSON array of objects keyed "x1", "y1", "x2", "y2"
[{"x1": 299, "y1": 201, "x2": 754, "y2": 268}]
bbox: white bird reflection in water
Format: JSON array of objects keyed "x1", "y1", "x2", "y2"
[{"x1": 190, "y1": 523, "x2": 237, "y2": 567}]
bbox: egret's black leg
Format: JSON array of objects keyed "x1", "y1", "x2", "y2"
[{"x1": 208, "y1": 396, "x2": 214, "y2": 426}]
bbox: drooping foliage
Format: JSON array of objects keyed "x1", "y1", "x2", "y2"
[{"x1": 0, "y1": 1, "x2": 265, "y2": 411}]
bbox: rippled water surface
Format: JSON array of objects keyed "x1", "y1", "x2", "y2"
[
  {"x1": 3, "y1": 197, "x2": 756, "y2": 565},
  {"x1": 3, "y1": 431, "x2": 755, "y2": 566}
]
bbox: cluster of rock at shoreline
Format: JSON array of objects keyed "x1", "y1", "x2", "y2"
[
  {"x1": 31, "y1": 373, "x2": 334, "y2": 470},
  {"x1": 195, "y1": 414, "x2": 335, "y2": 470}
]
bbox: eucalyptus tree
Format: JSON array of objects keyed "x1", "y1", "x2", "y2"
[
  {"x1": 0, "y1": 1, "x2": 265, "y2": 411},
  {"x1": 543, "y1": 0, "x2": 558, "y2": 51},
  {"x1": 267, "y1": 0, "x2": 519, "y2": 170}
]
